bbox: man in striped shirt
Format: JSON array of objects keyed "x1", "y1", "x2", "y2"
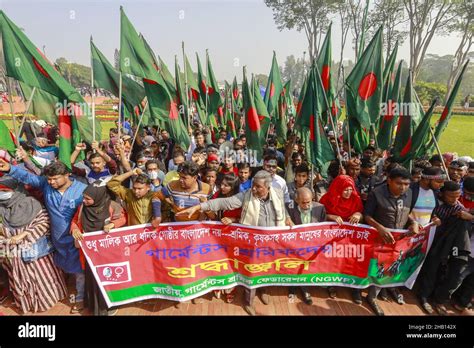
[{"x1": 153, "y1": 161, "x2": 212, "y2": 222}]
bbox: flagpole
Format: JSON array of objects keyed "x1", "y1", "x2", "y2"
[
  {"x1": 429, "y1": 126, "x2": 450, "y2": 181},
  {"x1": 17, "y1": 87, "x2": 37, "y2": 141},
  {"x1": 341, "y1": 65, "x2": 351, "y2": 160},
  {"x1": 182, "y1": 42, "x2": 190, "y2": 128},
  {"x1": 205, "y1": 49, "x2": 209, "y2": 125},
  {"x1": 128, "y1": 100, "x2": 148, "y2": 161},
  {"x1": 229, "y1": 85, "x2": 233, "y2": 138},
  {"x1": 90, "y1": 36, "x2": 96, "y2": 144},
  {"x1": 118, "y1": 72, "x2": 123, "y2": 139},
  {"x1": 314, "y1": 63, "x2": 343, "y2": 165},
  {"x1": 17, "y1": 86, "x2": 38, "y2": 140},
  {"x1": 6, "y1": 78, "x2": 20, "y2": 147},
  {"x1": 371, "y1": 124, "x2": 379, "y2": 149}
]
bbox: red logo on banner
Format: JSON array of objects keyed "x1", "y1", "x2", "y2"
[{"x1": 96, "y1": 262, "x2": 132, "y2": 285}]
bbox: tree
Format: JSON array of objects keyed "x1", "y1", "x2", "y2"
[
  {"x1": 346, "y1": 0, "x2": 372, "y2": 61},
  {"x1": 403, "y1": 0, "x2": 456, "y2": 81},
  {"x1": 264, "y1": 0, "x2": 337, "y2": 62},
  {"x1": 54, "y1": 57, "x2": 91, "y2": 89},
  {"x1": 280, "y1": 55, "x2": 306, "y2": 94},
  {"x1": 445, "y1": 0, "x2": 474, "y2": 101},
  {"x1": 254, "y1": 74, "x2": 269, "y2": 88},
  {"x1": 368, "y1": 0, "x2": 409, "y2": 58},
  {"x1": 334, "y1": 1, "x2": 351, "y2": 89},
  {"x1": 414, "y1": 80, "x2": 447, "y2": 105}
]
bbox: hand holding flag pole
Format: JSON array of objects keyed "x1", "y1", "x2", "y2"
[{"x1": 6, "y1": 78, "x2": 20, "y2": 147}]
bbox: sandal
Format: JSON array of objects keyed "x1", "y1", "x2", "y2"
[
  {"x1": 70, "y1": 302, "x2": 84, "y2": 314},
  {"x1": 327, "y1": 286, "x2": 337, "y2": 299},
  {"x1": 225, "y1": 293, "x2": 235, "y2": 304},
  {"x1": 434, "y1": 303, "x2": 448, "y2": 316}
]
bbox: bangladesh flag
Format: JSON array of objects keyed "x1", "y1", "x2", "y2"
[
  {"x1": 196, "y1": 53, "x2": 208, "y2": 120},
  {"x1": 296, "y1": 76, "x2": 308, "y2": 117},
  {"x1": 230, "y1": 77, "x2": 242, "y2": 130},
  {"x1": 120, "y1": 7, "x2": 187, "y2": 148},
  {"x1": 251, "y1": 76, "x2": 271, "y2": 138},
  {"x1": 242, "y1": 68, "x2": 269, "y2": 160},
  {"x1": 223, "y1": 83, "x2": 237, "y2": 139},
  {"x1": 295, "y1": 62, "x2": 327, "y2": 130},
  {"x1": 263, "y1": 51, "x2": 283, "y2": 118},
  {"x1": 58, "y1": 104, "x2": 83, "y2": 169},
  {"x1": 296, "y1": 66, "x2": 334, "y2": 170},
  {"x1": 91, "y1": 38, "x2": 145, "y2": 122},
  {"x1": 0, "y1": 10, "x2": 98, "y2": 155},
  {"x1": 174, "y1": 56, "x2": 188, "y2": 128},
  {"x1": 433, "y1": 60, "x2": 470, "y2": 143},
  {"x1": 120, "y1": 9, "x2": 161, "y2": 82},
  {"x1": 0, "y1": 10, "x2": 83, "y2": 103},
  {"x1": 0, "y1": 119, "x2": 16, "y2": 154},
  {"x1": 184, "y1": 53, "x2": 200, "y2": 104},
  {"x1": 158, "y1": 55, "x2": 176, "y2": 92},
  {"x1": 383, "y1": 42, "x2": 398, "y2": 89},
  {"x1": 345, "y1": 26, "x2": 384, "y2": 129},
  {"x1": 206, "y1": 51, "x2": 224, "y2": 122},
  {"x1": 19, "y1": 82, "x2": 58, "y2": 126},
  {"x1": 275, "y1": 79, "x2": 291, "y2": 144},
  {"x1": 377, "y1": 60, "x2": 403, "y2": 150},
  {"x1": 394, "y1": 98, "x2": 437, "y2": 164},
  {"x1": 317, "y1": 23, "x2": 341, "y2": 124},
  {"x1": 232, "y1": 76, "x2": 240, "y2": 102},
  {"x1": 392, "y1": 73, "x2": 424, "y2": 162},
  {"x1": 140, "y1": 34, "x2": 174, "y2": 93}
]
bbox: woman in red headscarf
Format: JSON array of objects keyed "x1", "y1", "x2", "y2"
[
  {"x1": 319, "y1": 175, "x2": 364, "y2": 303},
  {"x1": 319, "y1": 174, "x2": 363, "y2": 225}
]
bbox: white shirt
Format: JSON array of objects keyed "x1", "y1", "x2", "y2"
[{"x1": 272, "y1": 174, "x2": 291, "y2": 203}]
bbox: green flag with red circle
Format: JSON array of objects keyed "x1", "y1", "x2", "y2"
[
  {"x1": 316, "y1": 23, "x2": 341, "y2": 125},
  {"x1": 433, "y1": 60, "x2": 469, "y2": 143},
  {"x1": 263, "y1": 51, "x2": 283, "y2": 118},
  {"x1": 345, "y1": 26, "x2": 384, "y2": 129},
  {"x1": 242, "y1": 69, "x2": 269, "y2": 160}
]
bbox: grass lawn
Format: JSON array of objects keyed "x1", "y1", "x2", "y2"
[
  {"x1": 4, "y1": 115, "x2": 473, "y2": 156},
  {"x1": 431, "y1": 114, "x2": 473, "y2": 156}
]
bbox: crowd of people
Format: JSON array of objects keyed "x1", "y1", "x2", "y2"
[{"x1": 0, "y1": 117, "x2": 472, "y2": 316}]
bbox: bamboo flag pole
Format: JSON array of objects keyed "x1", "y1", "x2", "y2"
[
  {"x1": 205, "y1": 49, "x2": 209, "y2": 125},
  {"x1": 341, "y1": 65, "x2": 351, "y2": 160},
  {"x1": 128, "y1": 100, "x2": 149, "y2": 161},
  {"x1": 6, "y1": 77, "x2": 20, "y2": 146},
  {"x1": 181, "y1": 42, "x2": 191, "y2": 128},
  {"x1": 90, "y1": 36, "x2": 96, "y2": 144},
  {"x1": 17, "y1": 87, "x2": 37, "y2": 141},
  {"x1": 429, "y1": 127, "x2": 451, "y2": 181},
  {"x1": 117, "y1": 72, "x2": 123, "y2": 139}
]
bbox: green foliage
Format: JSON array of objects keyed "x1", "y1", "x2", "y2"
[
  {"x1": 54, "y1": 57, "x2": 91, "y2": 89},
  {"x1": 414, "y1": 81, "x2": 447, "y2": 105}
]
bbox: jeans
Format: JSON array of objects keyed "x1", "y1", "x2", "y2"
[{"x1": 74, "y1": 272, "x2": 85, "y2": 303}]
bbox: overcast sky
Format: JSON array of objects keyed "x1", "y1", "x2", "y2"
[{"x1": 1, "y1": 0, "x2": 465, "y2": 82}]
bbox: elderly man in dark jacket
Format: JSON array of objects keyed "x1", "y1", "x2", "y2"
[{"x1": 286, "y1": 187, "x2": 326, "y2": 304}]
